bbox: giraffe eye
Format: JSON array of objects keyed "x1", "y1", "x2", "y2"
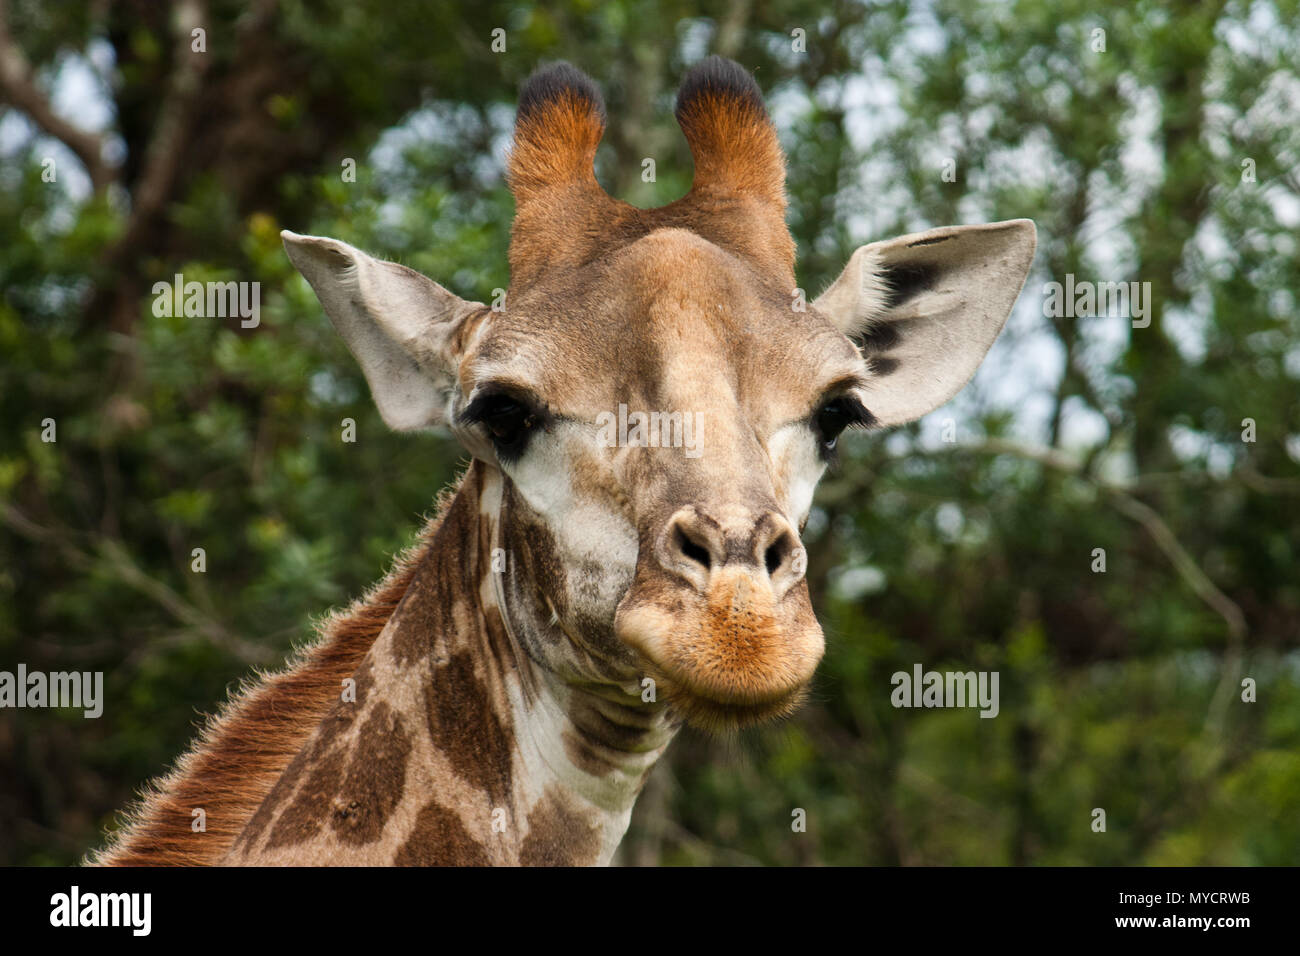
[
  {"x1": 814, "y1": 400, "x2": 853, "y2": 451},
  {"x1": 812, "y1": 395, "x2": 873, "y2": 461},
  {"x1": 462, "y1": 392, "x2": 541, "y2": 463},
  {"x1": 482, "y1": 399, "x2": 535, "y2": 456}
]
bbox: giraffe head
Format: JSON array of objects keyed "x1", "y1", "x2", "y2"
[{"x1": 282, "y1": 58, "x2": 1035, "y2": 732}]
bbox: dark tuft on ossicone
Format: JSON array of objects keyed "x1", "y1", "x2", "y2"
[
  {"x1": 675, "y1": 55, "x2": 767, "y2": 120},
  {"x1": 518, "y1": 61, "x2": 606, "y2": 126}
]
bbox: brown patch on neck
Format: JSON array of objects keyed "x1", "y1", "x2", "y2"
[
  {"x1": 229, "y1": 460, "x2": 525, "y2": 862},
  {"x1": 263, "y1": 745, "x2": 348, "y2": 850},
  {"x1": 394, "y1": 799, "x2": 491, "y2": 866},
  {"x1": 503, "y1": 482, "x2": 569, "y2": 625},
  {"x1": 425, "y1": 652, "x2": 514, "y2": 802},
  {"x1": 329, "y1": 701, "x2": 413, "y2": 845},
  {"x1": 519, "y1": 786, "x2": 602, "y2": 866},
  {"x1": 383, "y1": 465, "x2": 518, "y2": 803},
  {"x1": 90, "y1": 471, "x2": 475, "y2": 867},
  {"x1": 388, "y1": 465, "x2": 486, "y2": 669},
  {"x1": 230, "y1": 654, "x2": 407, "y2": 855},
  {"x1": 479, "y1": 487, "x2": 539, "y2": 704}
]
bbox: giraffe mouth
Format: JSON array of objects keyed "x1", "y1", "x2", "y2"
[
  {"x1": 641, "y1": 663, "x2": 812, "y2": 731},
  {"x1": 614, "y1": 569, "x2": 824, "y2": 732}
]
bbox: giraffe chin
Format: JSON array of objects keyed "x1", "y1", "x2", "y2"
[{"x1": 651, "y1": 671, "x2": 812, "y2": 733}]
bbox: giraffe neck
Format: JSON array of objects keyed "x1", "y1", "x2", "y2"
[{"x1": 223, "y1": 460, "x2": 676, "y2": 865}]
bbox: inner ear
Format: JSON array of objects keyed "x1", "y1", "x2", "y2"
[
  {"x1": 853, "y1": 263, "x2": 937, "y2": 374},
  {"x1": 282, "y1": 231, "x2": 487, "y2": 432},
  {"x1": 813, "y1": 219, "x2": 1037, "y2": 427},
  {"x1": 878, "y1": 263, "x2": 939, "y2": 312}
]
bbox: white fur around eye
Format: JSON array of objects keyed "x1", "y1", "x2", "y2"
[
  {"x1": 767, "y1": 422, "x2": 827, "y2": 529},
  {"x1": 507, "y1": 423, "x2": 639, "y2": 578}
]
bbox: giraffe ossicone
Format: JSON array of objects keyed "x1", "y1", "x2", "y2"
[{"x1": 95, "y1": 56, "x2": 1035, "y2": 866}]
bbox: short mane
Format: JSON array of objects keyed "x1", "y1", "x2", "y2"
[{"x1": 88, "y1": 475, "x2": 466, "y2": 866}]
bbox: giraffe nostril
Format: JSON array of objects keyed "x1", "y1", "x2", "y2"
[
  {"x1": 763, "y1": 528, "x2": 797, "y2": 578},
  {"x1": 662, "y1": 507, "x2": 801, "y2": 588},
  {"x1": 675, "y1": 525, "x2": 713, "y2": 571},
  {"x1": 764, "y1": 542, "x2": 782, "y2": 576}
]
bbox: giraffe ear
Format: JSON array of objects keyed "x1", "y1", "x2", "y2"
[
  {"x1": 281, "y1": 231, "x2": 485, "y2": 431},
  {"x1": 814, "y1": 219, "x2": 1037, "y2": 427}
]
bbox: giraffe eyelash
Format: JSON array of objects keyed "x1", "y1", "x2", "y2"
[
  {"x1": 461, "y1": 387, "x2": 551, "y2": 463},
  {"x1": 811, "y1": 394, "x2": 874, "y2": 466}
]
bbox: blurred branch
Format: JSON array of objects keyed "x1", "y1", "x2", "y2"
[
  {"x1": 1102, "y1": 492, "x2": 1244, "y2": 642},
  {"x1": 0, "y1": 502, "x2": 275, "y2": 666},
  {"x1": 1085, "y1": 460, "x2": 1300, "y2": 495},
  {"x1": 1104, "y1": 492, "x2": 1243, "y2": 734},
  {"x1": 941, "y1": 438, "x2": 1246, "y2": 631},
  {"x1": 104, "y1": 0, "x2": 211, "y2": 276},
  {"x1": 0, "y1": 0, "x2": 114, "y2": 189},
  {"x1": 90, "y1": 0, "x2": 212, "y2": 402},
  {"x1": 923, "y1": 438, "x2": 1248, "y2": 734},
  {"x1": 714, "y1": 0, "x2": 752, "y2": 58},
  {"x1": 1235, "y1": 460, "x2": 1300, "y2": 495}
]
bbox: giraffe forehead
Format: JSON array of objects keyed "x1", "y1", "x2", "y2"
[{"x1": 475, "y1": 231, "x2": 864, "y2": 420}]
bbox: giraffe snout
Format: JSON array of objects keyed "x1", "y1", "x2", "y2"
[{"x1": 613, "y1": 503, "x2": 824, "y2": 731}]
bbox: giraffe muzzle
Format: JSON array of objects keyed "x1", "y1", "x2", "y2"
[{"x1": 613, "y1": 505, "x2": 825, "y2": 730}]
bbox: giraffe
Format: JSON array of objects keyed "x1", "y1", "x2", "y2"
[{"x1": 93, "y1": 56, "x2": 1035, "y2": 866}]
